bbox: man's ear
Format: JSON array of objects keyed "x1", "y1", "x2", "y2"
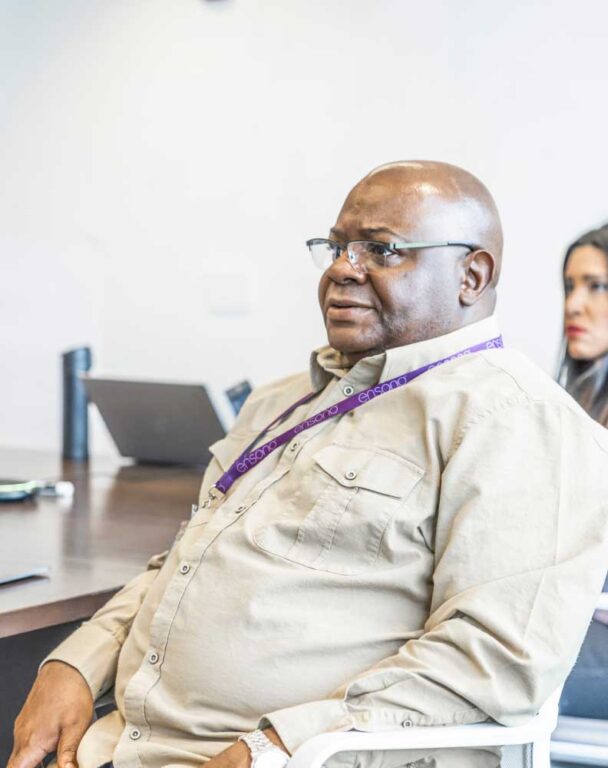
[{"x1": 459, "y1": 249, "x2": 496, "y2": 306}]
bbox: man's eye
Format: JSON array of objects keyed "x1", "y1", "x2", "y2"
[
  {"x1": 365, "y1": 243, "x2": 398, "y2": 265},
  {"x1": 384, "y1": 249, "x2": 407, "y2": 265},
  {"x1": 368, "y1": 243, "x2": 392, "y2": 257}
]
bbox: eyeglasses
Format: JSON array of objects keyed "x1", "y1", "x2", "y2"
[{"x1": 306, "y1": 238, "x2": 478, "y2": 272}]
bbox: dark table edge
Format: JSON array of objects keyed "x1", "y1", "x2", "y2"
[{"x1": 0, "y1": 588, "x2": 120, "y2": 638}]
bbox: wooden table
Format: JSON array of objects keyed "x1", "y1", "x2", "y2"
[
  {"x1": 0, "y1": 448, "x2": 203, "y2": 637},
  {"x1": 0, "y1": 448, "x2": 204, "y2": 761}
]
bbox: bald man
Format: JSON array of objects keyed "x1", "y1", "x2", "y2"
[{"x1": 10, "y1": 162, "x2": 608, "y2": 768}]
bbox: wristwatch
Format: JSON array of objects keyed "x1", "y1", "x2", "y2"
[{"x1": 239, "y1": 729, "x2": 290, "y2": 768}]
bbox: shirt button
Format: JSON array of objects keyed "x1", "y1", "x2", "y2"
[
  {"x1": 179, "y1": 562, "x2": 191, "y2": 575},
  {"x1": 235, "y1": 505, "x2": 246, "y2": 514},
  {"x1": 148, "y1": 651, "x2": 159, "y2": 664},
  {"x1": 345, "y1": 470, "x2": 357, "y2": 480},
  {"x1": 343, "y1": 385, "x2": 355, "y2": 396},
  {"x1": 289, "y1": 442, "x2": 299, "y2": 451},
  {"x1": 130, "y1": 728, "x2": 141, "y2": 740},
  {"x1": 403, "y1": 719, "x2": 413, "y2": 727}
]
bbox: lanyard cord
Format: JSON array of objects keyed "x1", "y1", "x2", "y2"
[{"x1": 205, "y1": 336, "x2": 504, "y2": 502}]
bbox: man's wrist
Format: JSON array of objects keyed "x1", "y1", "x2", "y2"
[
  {"x1": 262, "y1": 727, "x2": 290, "y2": 755},
  {"x1": 239, "y1": 729, "x2": 289, "y2": 768}
]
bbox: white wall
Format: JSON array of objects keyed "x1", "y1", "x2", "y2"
[{"x1": 1, "y1": 0, "x2": 608, "y2": 454}]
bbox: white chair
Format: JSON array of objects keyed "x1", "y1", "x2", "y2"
[
  {"x1": 551, "y1": 716, "x2": 608, "y2": 766},
  {"x1": 288, "y1": 690, "x2": 561, "y2": 768},
  {"x1": 549, "y1": 595, "x2": 608, "y2": 767}
]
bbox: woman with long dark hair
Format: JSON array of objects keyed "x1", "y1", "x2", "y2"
[{"x1": 558, "y1": 224, "x2": 608, "y2": 718}]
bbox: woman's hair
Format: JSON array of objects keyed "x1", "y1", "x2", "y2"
[
  {"x1": 562, "y1": 225, "x2": 608, "y2": 271},
  {"x1": 557, "y1": 223, "x2": 608, "y2": 427}
]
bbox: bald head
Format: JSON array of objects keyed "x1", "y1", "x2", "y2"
[
  {"x1": 345, "y1": 160, "x2": 503, "y2": 287},
  {"x1": 318, "y1": 160, "x2": 503, "y2": 359}
]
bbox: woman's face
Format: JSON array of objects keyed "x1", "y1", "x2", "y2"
[{"x1": 564, "y1": 245, "x2": 608, "y2": 360}]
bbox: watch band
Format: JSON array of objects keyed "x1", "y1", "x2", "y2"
[{"x1": 239, "y1": 729, "x2": 276, "y2": 757}]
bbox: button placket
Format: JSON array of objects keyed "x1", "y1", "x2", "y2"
[
  {"x1": 125, "y1": 522, "x2": 225, "y2": 740},
  {"x1": 146, "y1": 513, "x2": 242, "y2": 671},
  {"x1": 246, "y1": 460, "x2": 291, "y2": 501}
]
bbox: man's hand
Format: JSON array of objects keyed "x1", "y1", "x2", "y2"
[
  {"x1": 204, "y1": 728, "x2": 289, "y2": 768},
  {"x1": 8, "y1": 660, "x2": 94, "y2": 768}
]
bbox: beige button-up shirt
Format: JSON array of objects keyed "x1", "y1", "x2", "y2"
[{"x1": 48, "y1": 317, "x2": 608, "y2": 768}]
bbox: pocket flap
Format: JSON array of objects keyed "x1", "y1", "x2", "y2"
[{"x1": 313, "y1": 444, "x2": 424, "y2": 498}]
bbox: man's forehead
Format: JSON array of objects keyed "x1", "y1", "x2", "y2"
[
  {"x1": 333, "y1": 188, "x2": 466, "y2": 241},
  {"x1": 345, "y1": 173, "x2": 427, "y2": 209},
  {"x1": 335, "y1": 180, "x2": 415, "y2": 232},
  {"x1": 330, "y1": 222, "x2": 403, "y2": 240}
]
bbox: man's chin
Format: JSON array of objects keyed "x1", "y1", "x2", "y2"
[{"x1": 326, "y1": 329, "x2": 383, "y2": 361}]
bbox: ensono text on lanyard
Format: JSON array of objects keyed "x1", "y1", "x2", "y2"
[{"x1": 206, "y1": 336, "x2": 503, "y2": 502}]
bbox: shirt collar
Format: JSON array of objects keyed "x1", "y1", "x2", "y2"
[{"x1": 310, "y1": 315, "x2": 502, "y2": 390}]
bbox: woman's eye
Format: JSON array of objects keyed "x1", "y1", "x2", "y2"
[{"x1": 590, "y1": 281, "x2": 608, "y2": 293}]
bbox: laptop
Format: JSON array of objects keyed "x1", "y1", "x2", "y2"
[
  {"x1": 225, "y1": 380, "x2": 253, "y2": 416},
  {"x1": 84, "y1": 377, "x2": 228, "y2": 465}
]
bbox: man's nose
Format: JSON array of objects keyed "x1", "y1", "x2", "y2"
[{"x1": 326, "y1": 249, "x2": 367, "y2": 283}]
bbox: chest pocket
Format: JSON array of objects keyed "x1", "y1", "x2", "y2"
[{"x1": 254, "y1": 443, "x2": 424, "y2": 575}]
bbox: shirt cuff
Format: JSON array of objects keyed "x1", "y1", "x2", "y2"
[
  {"x1": 260, "y1": 698, "x2": 351, "y2": 754},
  {"x1": 259, "y1": 697, "x2": 483, "y2": 755},
  {"x1": 41, "y1": 621, "x2": 122, "y2": 700}
]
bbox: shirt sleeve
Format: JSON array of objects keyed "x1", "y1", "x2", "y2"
[
  {"x1": 261, "y1": 400, "x2": 608, "y2": 754},
  {"x1": 42, "y1": 550, "x2": 168, "y2": 699}
]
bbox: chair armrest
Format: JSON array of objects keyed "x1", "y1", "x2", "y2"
[
  {"x1": 288, "y1": 689, "x2": 561, "y2": 768},
  {"x1": 551, "y1": 740, "x2": 608, "y2": 765},
  {"x1": 287, "y1": 719, "x2": 551, "y2": 768},
  {"x1": 553, "y1": 716, "x2": 608, "y2": 747}
]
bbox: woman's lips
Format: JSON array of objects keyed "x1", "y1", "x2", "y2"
[
  {"x1": 326, "y1": 305, "x2": 373, "y2": 321},
  {"x1": 566, "y1": 326, "x2": 587, "y2": 338}
]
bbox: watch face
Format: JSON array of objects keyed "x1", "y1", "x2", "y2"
[{"x1": 254, "y1": 748, "x2": 289, "y2": 768}]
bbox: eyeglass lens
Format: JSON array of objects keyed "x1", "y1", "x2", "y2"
[{"x1": 307, "y1": 240, "x2": 400, "y2": 272}]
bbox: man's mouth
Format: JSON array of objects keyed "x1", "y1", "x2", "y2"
[{"x1": 326, "y1": 300, "x2": 374, "y2": 321}]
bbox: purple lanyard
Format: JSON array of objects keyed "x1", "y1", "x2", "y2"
[{"x1": 212, "y1": 336, "x2": 503, "y2": 497}]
